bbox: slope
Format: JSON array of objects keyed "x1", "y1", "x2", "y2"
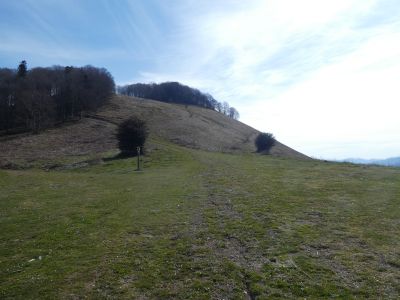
[
  {"x1": 95, "y1": 95, "x2": 306, "y2": 158},
  {"x1": 0, "y1": 95, "x2": 307, "y2": 168}
]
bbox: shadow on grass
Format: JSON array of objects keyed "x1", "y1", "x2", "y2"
[
  {"x1": 103, "y1": 150, "x2": 147, "y2": 162},
  {"x1": 103, "y1": 152, "x2": 138, "y2": 162}
]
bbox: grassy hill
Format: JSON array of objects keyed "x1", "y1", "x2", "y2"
[
  {"x1": 95, "y1": 95, "x2": 306, "y2": 158},
  {"x1": 1, "y1": 97, "x2": 399, "y2": 298},
  {"x1": 0, "y1": 95, "x2": 306, "y2": 169}
]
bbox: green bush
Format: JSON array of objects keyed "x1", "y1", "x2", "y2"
[
  {"x1": 255, "y1": 132, "x2": 276, "y2": 153},
  {"x1": 117, "y1": 117, "x2": 148, "y2": 156}
]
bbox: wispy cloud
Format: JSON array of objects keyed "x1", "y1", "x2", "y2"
[
  {"x1": 140, "y1": 0, "x2": 382, "y2": 94},
  {"x1": 0, "y1": 0, "x2": 130, "y2": 65}
]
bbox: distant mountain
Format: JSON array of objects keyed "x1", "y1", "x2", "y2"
[{"x1": 343, "y1": 157, "x2": 400, "y2": 167}]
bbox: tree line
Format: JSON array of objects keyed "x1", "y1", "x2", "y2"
[
  {"x1": 118, "y1": 81, "x2": 239, "y2": 120},
  {"x1": 0, "y1": 61, "x2": 115, "y2": 134}
]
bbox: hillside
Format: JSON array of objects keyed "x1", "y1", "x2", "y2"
[
  {"x1": 0, "y1": 95, "x2": 307, "y2": 168},
  {"x1": 96, "y1": 95, "x2": 306, "y2": 157}
]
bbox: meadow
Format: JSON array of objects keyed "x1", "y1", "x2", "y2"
[{"x1": 1, "y1": 141, "x2": 399, "y2": 299}]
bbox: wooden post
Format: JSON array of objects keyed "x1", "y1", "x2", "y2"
[{"x1": 136, "y1": 146, "x2": 141, "y2": 171}]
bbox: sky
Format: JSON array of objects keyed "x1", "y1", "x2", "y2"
[{"x1": 0, "y1": 0, "x2": 399, "y2": 159}]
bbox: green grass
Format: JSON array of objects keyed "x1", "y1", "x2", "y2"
[{"x1": 1, "y1": 142, "x2": 399, "y2": 299}]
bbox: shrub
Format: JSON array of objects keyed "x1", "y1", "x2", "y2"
[
  {"x1": 255, "y1": 132, "x2": 276, "y2": 153},
  {"x1": 117, "y1": 117, "x2": 148, "y2": 156}
]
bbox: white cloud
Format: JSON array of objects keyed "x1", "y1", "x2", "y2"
[{"x1": 240, "y1": 28, "x2": 400, "y2": 159}]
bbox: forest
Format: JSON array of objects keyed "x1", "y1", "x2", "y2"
[
  {"x1": 118, "y1": 82, "x2": 240, "y2": 120},
  {"x1": 0, "y1": 62, "x2": 239, "y2": 135},
  {"x1": 0, "y1": 61, "x2": 115, "y2": 134}
]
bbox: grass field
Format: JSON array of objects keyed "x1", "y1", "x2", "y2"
[{"x1": 1, "y1": 141, "x2": 399, "y2": 299}]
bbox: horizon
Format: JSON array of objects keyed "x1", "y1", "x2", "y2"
[{"x1": 1, "y1": 0, "x2": 399, "y2": 160}]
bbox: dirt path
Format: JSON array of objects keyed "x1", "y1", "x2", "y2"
[{"x1": 187, "y1": 152, "x2": 268, "y2": 299}]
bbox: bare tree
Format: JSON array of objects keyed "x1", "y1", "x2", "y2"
[
  {"x1": 0, "y1": 61, "x2": 115, "y2": 133},
  {"x1": 229, "y1": 107, "x2": 240, "y2": 120}
]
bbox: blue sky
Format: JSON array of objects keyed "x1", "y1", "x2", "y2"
[{"x1": 1, "y1": 0, "x2": 399, "y2": 159}]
